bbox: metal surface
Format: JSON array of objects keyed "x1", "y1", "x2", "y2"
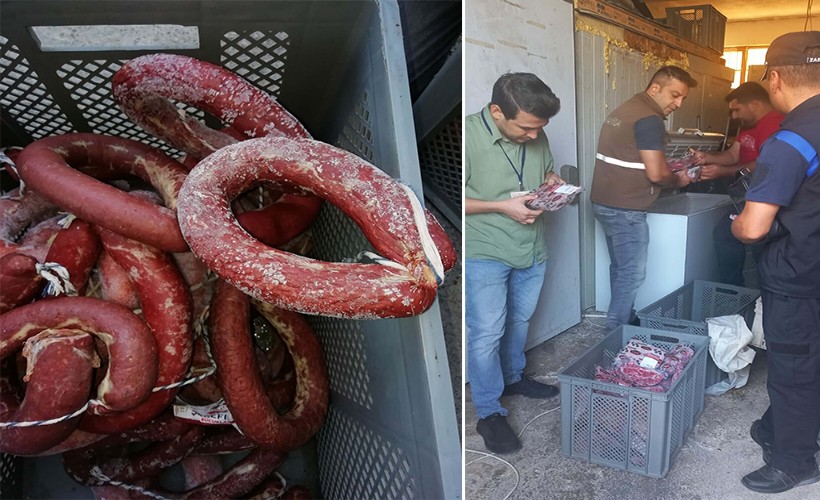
[
  {"x1": 595, "y1": 193, "x2": 734, "y2": 313},
  {"x1": 666, "y1": 131, "x2": 726, "y2": 157}
]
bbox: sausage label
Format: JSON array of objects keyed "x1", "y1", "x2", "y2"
[{"x1": 174, "y1": 399, "x2": 234, "y2": 425}]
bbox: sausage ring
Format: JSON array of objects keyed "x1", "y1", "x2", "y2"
[
  {"x1": 1, "y1": 296, "x2": 159, "y2": 414},
  {"x1": 178, "y1": 136, "x2": 454, "y2": 319},
  {"x1": 0, "y1": 329, "x2": 98, "y2": 455},
  {"x1": 112, "y1": 53, "x2": 310, "y2": 160},
  {"x1": 112, "y1": 53, "x2": 323, "y2": 247},
  {"x1": 14, "y1": 133, "x2": 189, "y2": 252},
  {"x1": 209, "y1": 281, "x2": 328, "y2": 450},
  {"x1": 79, "y1": 228, "x2": 193, "y2": 434}
]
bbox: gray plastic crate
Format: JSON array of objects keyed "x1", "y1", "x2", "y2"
[
  {"x1": 0, "y1": 1, "x2": 460, "y2": 498},
  {"x1": 637, "y1": 280, "x2": 760, "y2": 389},
  {"x1": 558, "y1": 326, "x2": 708, "y2": 478}
]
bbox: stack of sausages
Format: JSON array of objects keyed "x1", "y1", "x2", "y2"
[{"x1": 0, "y1": 53, "x2": 455, "y2": 498}]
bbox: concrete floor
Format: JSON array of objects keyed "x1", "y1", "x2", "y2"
[{"x1": 464, "y1": 316, "x2": 820, "y2": 500}]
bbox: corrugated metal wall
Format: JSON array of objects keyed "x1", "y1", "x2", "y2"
[
  {"x1": 575, "y1": 24, "x2": 654, "y2": 310},
  {"x1": 574, "y1": 20, "x2": 733, "y2": 309}
]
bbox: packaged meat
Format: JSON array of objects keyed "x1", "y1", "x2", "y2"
[
  {"x1": 666, "y1": 155, "x2": 701, "y2": 180},
  {"x1": 524, "y1": 182, "x2": 583, "y2": 211}
]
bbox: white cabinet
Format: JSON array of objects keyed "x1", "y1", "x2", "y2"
[{"x1": 595, "y1": 193, "x2": 734, "y2": 313}]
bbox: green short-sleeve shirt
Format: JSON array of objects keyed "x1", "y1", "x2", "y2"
[{"x1": 465, "y1": 106, "x2": 554, "y2": 268}]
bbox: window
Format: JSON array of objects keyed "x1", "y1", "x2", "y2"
[{"x1": 723, "y1": 46, "x2": 769, "y2": 88}]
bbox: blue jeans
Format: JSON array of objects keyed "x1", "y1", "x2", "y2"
[
  {"x1": 466, "y1": 258, "x2": 547, "y2": 419},
  {"x1": 593, "y1": 203, "x2": 649, "y2": 331}
]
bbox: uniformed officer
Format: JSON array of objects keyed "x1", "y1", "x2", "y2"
[{"x1": 732, "y1": 30, "x2": 820, "y2": 494}]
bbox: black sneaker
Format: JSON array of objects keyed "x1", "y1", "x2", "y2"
[
  {"x1": 750, "y1": 419, "x2": 774, "y2": 466},
  {"x1": 741, "y1": 464, "x2": 820, "y2": 494},
  {"x1": 476, "y1": 414, "x2": 521, "y2": 454},
  {"x1": 502, "y1": 375, "x2": 560, "y2": 399}
]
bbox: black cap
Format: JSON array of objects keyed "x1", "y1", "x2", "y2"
[{"x1": 761, "y1": 31, "x2": 820, "y2": 80}]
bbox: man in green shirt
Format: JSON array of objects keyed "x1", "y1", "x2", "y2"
[{"x1": 466, "y1": 73, "x2": 563, "y2": 454}]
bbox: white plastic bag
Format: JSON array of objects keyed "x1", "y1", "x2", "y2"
[
  {"x1": 750, "y1": 297, "x2": 766, "y2": 349},
  {"x1": 704, "y1": 314, "x2": 756, "y2": 396}
]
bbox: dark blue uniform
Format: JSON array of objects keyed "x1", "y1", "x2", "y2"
[{"x1": 745, "y1": 94, "x2": 820, "y2": 475}]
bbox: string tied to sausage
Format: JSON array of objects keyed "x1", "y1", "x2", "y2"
[
  {"x1": 0, "y1": 149, "x2": 24, "y2": 194},
  {"x1": 35, "y1": 261, "x2": 77, "y2": 297},
  {"x1": 272, "y1": 471, "x2": 289, "y2": 499},
  {"x1": 87, "y1": 467, "x2": 171, "y2": 500},
  {"x1": 153, "y1": 322, "x2": 217, "y2": 394},
  {"x1": 0, "y1": 399, "x2": 102, "y2": 429},
  {"x1": 57, "y1": 212, "x2": 76, "y2": 228}
]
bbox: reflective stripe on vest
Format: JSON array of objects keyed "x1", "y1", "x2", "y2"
[{"x1": 595, "y1": 153, "x2": 646, "y2": 170}]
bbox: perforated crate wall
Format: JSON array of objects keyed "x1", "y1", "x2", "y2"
[
  {"x1": 637, "y1": 280, "x2": 760, "y2": 388},
  {"x1": 0, "y1": 1, "x2": 459, "y2": 498},
  {"x1": 0, "y1": 453, "x2": 21, "y2": 499},
  {"x1": 418, "y1": 113, "x2": 461, "y2": 227},
  {"x1": 558, "y1": 326, "x2": 708, "y2": 478}
]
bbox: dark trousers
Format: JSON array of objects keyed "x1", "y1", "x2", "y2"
[
  {"x1": 713, "y1": 215, "x2": 762, "y2": 287},
  {"x1": 756, "y1": 291, "x2": 820, "y2": 474}
]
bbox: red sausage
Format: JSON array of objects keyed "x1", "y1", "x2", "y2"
[
  {"x1": 178, "y1": 136, "x2": 455, "y2": 318},
  {"x1": 112, "y1": 53, "x2": 311, "y2": 162},
  {"x1": 0, "y1": 253, "x2": 41, "y2": 313},
  {"x1": 113, "y1": 53, "x2": 323, "y2": 248},
  {"x1": 80, "y1": 228, "x2": 192, "y2": 434},
  {"x1": 177, "y1": 333, "x2": 222, "y2": 405},
  {"x1": 23, "y1": 428, "x2": 106, "y2": 457},
  {"x1": 234, "y1": 190, "x2": 323, "y2": 248},
  {"x1": 42, "y1": 218, "x2": 102, "y2": 297},
  {"x1": 64, "y1": 419, "x2": 203, "y2": 485},
  {"x1": 14, "y1": 133, "x2": 189, "y2": 251},
  {"x1": 0, "y1": 329, "x2": 98, "y2": 455},
  {"x1": 97, "y1": 251, "x2": 140, "y2": 310},
  {"x1": 1, "y1": 296, "x2": 158, "y2": 414},
  {"x1": 182, "y1": 448, "x2": 286, "y2": 499},
  {"x1": 0, "y1": 187, "x2": 56, "y2": 244},
  {"x1": 209, "y1": 281, "x2": 328, "y2": 450},
  {"x1": 3, "y1": 215, "x2": 62, "y2": 262},
  {"x1": 182, "y1": 455, "x2": 224, "y2": 489}
]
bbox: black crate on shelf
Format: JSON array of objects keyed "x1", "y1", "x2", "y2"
[{"x1": 666, "y1": 5, "x2": 727, "y2": 53}]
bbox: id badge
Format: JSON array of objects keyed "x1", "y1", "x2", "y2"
[{"x1": 509, "y1": 190, "x2": 529, "y2": 198}]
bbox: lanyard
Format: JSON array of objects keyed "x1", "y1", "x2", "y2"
[{"x1": 481, "y1": 109, "x2": 527, "y2": 190}]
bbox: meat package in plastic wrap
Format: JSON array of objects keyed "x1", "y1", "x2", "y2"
[
  {"x1": 666, "y1": 155, "x2": 701, "y2": 180},
  {"x1": 524, "y1": 182, "x2": 583, "y2": 211},
  {"x1": 594, "y1": 337, "x2": 695, "y2": 393}
]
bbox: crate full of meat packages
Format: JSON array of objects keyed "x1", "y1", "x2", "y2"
[{"x1": 558, "y1": 325, "x2": 708, "y2": 478}]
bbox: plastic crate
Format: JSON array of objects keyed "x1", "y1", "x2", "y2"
[
  {"x1": 0, "y1": 1, "x2": 460, "y2": 498},
  {"x1": 418, "y1": 113, "x2": 462, "y2": 228},
  {"x1": 558, "y1": 326, "x2": 709, "y2": 478},
  {"x1": 0, "y1": 453, "x2": 22, "y2": 499},
  {"x1": 637, "y1": 281, "x2": 760, "y2": 389},
  {"x1": 665, "y1": 5, "x2": 727, "y2": 53}
]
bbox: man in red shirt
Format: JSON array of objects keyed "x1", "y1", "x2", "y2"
[
  {"x1": 692, "y1": 82, "x2": 784, "y2": 286},
  {"x1": 694, "y1": 82, "x2": 784, "y2": 179}
]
